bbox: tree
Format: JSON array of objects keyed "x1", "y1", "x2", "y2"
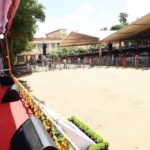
[
  {"x1": 8, "y1": 0, "x2": 45, "y2": 64},
  {"x1": 49, "y1": 51, "x2": 58, "y2": 59},
  {"x1": 100, "y1": 27, "x2": 108, "y2": 31},
  {"x1": 110, "y1": 24, "x2": 124, "y2": 30},
  {"x1": 76, "y1": 47, "x2": 87, "y2": 53},
  {"x1": 61, "y1": 48, "x2": 69, "y2": 54},
  {"x1": 110, "y1": 12, "x2": 128, "y2": 31},
  {"x1": 119, "y1": 12, "x2": 128, "y2": 25},
  {"x1": 58, "y1": 48, "x2": 69, "y2": 57}
]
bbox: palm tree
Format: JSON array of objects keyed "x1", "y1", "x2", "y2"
[{"x1": 119, "y1": 12, "x2": 128, "y2": 25}]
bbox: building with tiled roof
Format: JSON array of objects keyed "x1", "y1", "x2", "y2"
[
  {"x1": 45, "y1": 29, "x2": 67, "y2": 39},
  {"x1": 16, "y1": 29, "x2": 68, "y2": 65}
]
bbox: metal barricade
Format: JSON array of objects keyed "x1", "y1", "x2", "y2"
[{"x1": 126, "y1": 57, "x2": 134, "y2": 67}]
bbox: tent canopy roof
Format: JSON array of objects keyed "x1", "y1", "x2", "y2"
[
  {"x1": 0, "y1": 0, "x2": 20, "y2": 34},
  {"x1": 59, "y1": 31, "x2": 114, "y2": 47},
  {"x1": 59, "y1": 31, "x2": 99, "y2": 47},
  {"x1": 101, "y1": 13, "x2": 150, "y2": 42}
]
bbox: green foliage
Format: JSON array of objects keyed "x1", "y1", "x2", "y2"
[
  {"x1": 58, "y1": 48, "x2": 70, "y2": 56},
  {"x1": 119, "y1": 12, "x2": 128, "y2": 25},
  {"x1": 110, "y1": 24, "x2": 124, "y2": 30},
  {"x1": 103, "y1": 141, "x2": 109, "y2": 148},
  {"x1": 49, "y1": 51, "x2": 58, "y2": 59},
  {"x1": 88, "y1": 143, "x2": 107, "y2": 150},
  {"x1": 8, "y1": 0, "x2": 45, "y2": 64},
  {"x1": 89, "y1": 44, "x2": 99, "y2": 51},
  {"x1": 58, "y1": 47, "x2": 87, "y2": 57},
  {"x1": 76, "y1": 47, "x2": 87, "y2": 53},
  {"x1": 110, "y1": 12, "x2": 128, "y2": 31},
  {"x1": 100, "y1": 27, "x2": 108, "y2": 31},
  {"x1": 61, "y1": 48, "x2": 69, "y2": 54},
  {"x1": 57, "y1": 51, "x2": 63, "y2": 57},
  {"x1": 59, "y1": 47, "x2": 77, "y2": 56},
  {"x1": 68, "y1": 116, "x2": 109, "y2": 150}
]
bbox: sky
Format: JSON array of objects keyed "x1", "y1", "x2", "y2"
[{"x1": 36, "y1": 0, "x2": 150, "y2": 37}]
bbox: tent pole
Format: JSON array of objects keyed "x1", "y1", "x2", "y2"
[
  {"x1": 4, "y1": 34, "x2": 11, "y2": 74},
  {"x1": 99, "y1": 42, "x2": 102, "y2": 57},
  {"x1": 98, "y1": 42, "x2": 102, "y2": 65},
  {"x1": 119, "y1": 41, "x2": 122, "y2": 49}
]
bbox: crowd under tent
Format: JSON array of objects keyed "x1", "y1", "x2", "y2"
[{"x1": 101, "y1": 13, "x2": 150, "y2": 43}]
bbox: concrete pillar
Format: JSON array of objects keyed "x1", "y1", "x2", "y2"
[
  {"x1": 119, "y1": 41, "x2": 122, "y2": 49},
  {"x1": 98, "y1": 43, "x2": 102, "y2": 57}
]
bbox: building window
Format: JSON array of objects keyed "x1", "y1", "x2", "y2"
[
  {"x1": 51, "y1": 43, "x2": 56, "y2": 48},
  {"x1": 17, "y1": 56, "x2": 25, "y2": 62},
  {"x1": 38, "y1": 44, "x2": 43, "y2": 50},
  {"x1": 47, "y1": 44, "x2": 49, "y2": 50},
  {"x1": 30, "y1": 55, "x2": 36, "y2": 61}
]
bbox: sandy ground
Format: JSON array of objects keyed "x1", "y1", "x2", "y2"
[{"x1": 19, "y1": 67, "x2": 150, "y2": 150}]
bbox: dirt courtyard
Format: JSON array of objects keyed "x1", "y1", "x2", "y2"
[{"x1": 19, "y1": 67, "x2": 150, "y2": 150}]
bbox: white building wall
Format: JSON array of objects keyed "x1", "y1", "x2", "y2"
[{"x1": 32, "y1": 39, "x2": 62, "y2": 54}]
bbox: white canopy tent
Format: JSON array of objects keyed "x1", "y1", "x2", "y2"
[
  {"x1": 59, "y1": 30, "x2": 114, "y2": 47},
  {"x1": 101, "y1": 13, "x2": 150, "y2": 43}
]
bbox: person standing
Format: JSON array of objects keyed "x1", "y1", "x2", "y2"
[
  {"x1": 111, "y1": 54, "x2": 115, "y2": 66},
  {"x1": 114, "y1": 53, "x2": 118, "y2": 68},
  {"x1": 44, "y1": 59, "x2": 48, "y2": 71},
  {"x1": 89, "y1": 58, "x2": 92, "y2": 68},
  {"x1": 134, "y1": 53, "x2": 139, "y2": 69},
  {"x1": 63, "y1": 59, "x2": 67, "y2": 69},
  {"x1": 77, "y1": 57, "x2": 81, "y2": 68},
  {"x1": 122, "y1": 54, "x2": 126, "y2": 67}
]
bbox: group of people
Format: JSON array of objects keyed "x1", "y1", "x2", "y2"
[
  {"x1": 62, "y1": 57, "x2": 94, "y2": 68},
  {"x1": 60, "y1": 51, "x2": 150, "y2": 69},
  {"x1": 100, "y1": 53, "x2": 143, "y2": 68},
  {"x1": 27, "y1": 55, "x2": 57, "y2": 72},
  {"x1": 25, "y1": 51, "x2": 150, "y2": 73}
]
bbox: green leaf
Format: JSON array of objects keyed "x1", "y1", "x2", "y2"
[{"x1": 8, "y1": 0, "x2": 46, "y2": 65}]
